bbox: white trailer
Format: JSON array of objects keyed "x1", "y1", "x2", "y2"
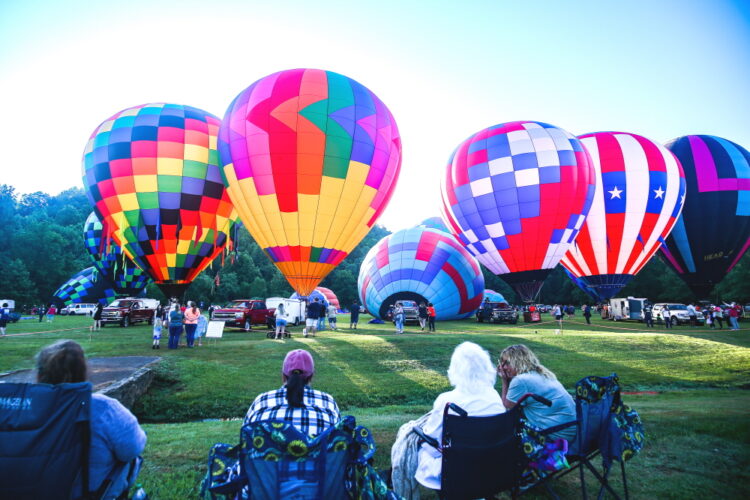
[
  {"x1": 0, "y1": 299, "x2": 15, "y2": 311},
  {"x1": 608, "y1": 297, "x2": 649, "y2": 321},
  {"x1": 265, "y1": 297, "x2": 306, "y2": 326}
]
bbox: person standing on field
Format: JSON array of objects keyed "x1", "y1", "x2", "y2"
[{"x1": 349, "y1": 300, "x2": 361, "y2": 329}]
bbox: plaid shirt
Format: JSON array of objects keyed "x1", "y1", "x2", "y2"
[{"x1": 243, "y1": 385, "x2": 340, "y2": 438}]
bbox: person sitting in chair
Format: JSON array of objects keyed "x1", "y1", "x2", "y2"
[
  {"x1": 244, "y1": 349, "x2": 340, "y2": 438},
  {"x1": 498, "y1": 344, "x2": 576, "y2": 442},
  {"x1": 416, "y1": 342, "x2": 505, "y2": 490},
  {"x1": 36, "y1": 340, "x2": 146, "y2": 499}
]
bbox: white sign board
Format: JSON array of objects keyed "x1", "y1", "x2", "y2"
[{"x1": 206, "y1": 321, "x2": 225, "y2": 339}]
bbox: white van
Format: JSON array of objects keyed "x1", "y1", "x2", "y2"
[
  {"x1": 61, "y1": 303, "x2": 98, "y2": 316},
  {"x1": 0, "y1": 300, "x2": 15, "y2": 311},
  {"x1": 265, "y1": 297, "x2": 306, "y2": 326}
]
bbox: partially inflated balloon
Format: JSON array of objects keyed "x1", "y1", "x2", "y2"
[
  {"x1": 417, "y1": 217, "x2": 451, "y2": 234},
  {"x1": 82, "y1": 103, "x2": 235, "y2": 299},
  {"x1": 483, "y1": 289, "x2": 506, "y2": 303},
  {"x1": 83, "y1": 212, "x2": 151, "y2": 296},
  {"x1": 659, "y1": 135, "x2": 750, "y2": 297},
  {"x1": 442, "y1": 121, "x2": 595, "y2": 302},
  {"x1": 560, "y1": 132, "x2": 686, "y2": 300},
  {"x1": 52, "y1": 267, "x2": 117, "y2": 307},
  {"x1": 290, "y1": 287, "x2": 339, "y2": 309},
  {"x1": 219, "y1": 69, "x2": 402, "y2": 296},
  {"x1": 358, "y1": 227, "x2": 484, "y2": 320}
]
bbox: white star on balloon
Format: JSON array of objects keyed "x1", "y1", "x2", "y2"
[
  {"x1": 654, "y1": 186, "x2": 665, "y2": 199},
  {"x1": 608, "y1": 186, "x2": 623, "y2": 199}
]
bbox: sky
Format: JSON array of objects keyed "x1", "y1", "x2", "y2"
[{"x1": 1, "y1": 0, "x2": 748, "y2": 232}]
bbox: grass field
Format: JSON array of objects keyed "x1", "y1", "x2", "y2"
[{"x1": 1, "y1": 314, "x2": 749, "y2": 499}]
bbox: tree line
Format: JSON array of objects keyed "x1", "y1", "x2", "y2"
[{"x1": 1, "y1": 184, "x2": 748, "y2": 311}]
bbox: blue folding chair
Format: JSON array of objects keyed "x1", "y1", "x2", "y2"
[
  {"x1": 532, "y1": 373, "x2": 644, "y2": 500},
  {"x1": 0, "y1": 382, "x2": 92, "y2": 500}
]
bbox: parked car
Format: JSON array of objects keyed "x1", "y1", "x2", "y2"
[
  {"x1": 652, "y1": 303, "x2": 693, "y2": 325},
  {"x1": 265, "y1": 297, "x2": 306, "y2": 326},
  {"x1": 100, "y1": 298, "x2": 157, "y2": 327},
  {"x1": 60, "y1": 303, "x2": 98, "y2": 316},
  {"x1": 211, "y1": 299, "x2": 276, "y2": 331},
  {"x1": 491, "y1": 303, "x2": 519, "y2": 324},
  {"x1": 387, "y1": 300, "x2": 420, "y2": 325}
]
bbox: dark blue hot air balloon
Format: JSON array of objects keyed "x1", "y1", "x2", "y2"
[{"x1": 659, "y1": 135, "x2": 750, "y2": 298}]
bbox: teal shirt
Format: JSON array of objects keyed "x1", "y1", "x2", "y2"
[{"x1": 169, "y1": 310, "x2": 184, "y2": 326}]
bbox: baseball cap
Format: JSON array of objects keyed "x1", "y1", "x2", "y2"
[{"x1": 282, "y1": 349, "x2": 315, "y2": 378}]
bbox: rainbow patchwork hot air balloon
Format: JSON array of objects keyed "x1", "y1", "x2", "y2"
[
  {"x1": 82, "y1": 103, "x2": 236, "y2": 299},
  {"x1": 358, "y1": 227, "x2": 484, "y2": 320},
  {"x1": 219, "y1": 69, "x2": 402, "y2": 296}
]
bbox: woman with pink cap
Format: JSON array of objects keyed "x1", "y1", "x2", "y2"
[{"x1": 243, "y1": 349, "x2": 340, "y2": 438}]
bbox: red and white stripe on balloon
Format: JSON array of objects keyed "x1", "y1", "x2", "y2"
[{"x1": 561, "y1": 132, "x2": 686, "y2": 279}]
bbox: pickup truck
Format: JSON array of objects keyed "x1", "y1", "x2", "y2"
[
  {"x1": 477, "y1": 302, "x2": 518, "y2": 324},
  {"x1": 211, "y1": 299, "x2": 276, "y2": 331},
  {"x1": 101, "y1": 298, "x2": 157, "y2": 327},
  {"x1": 387, "y1": 300, "x2": 420, "y2": 325}
]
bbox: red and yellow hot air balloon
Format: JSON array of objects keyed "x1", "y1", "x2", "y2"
[{"x1": 218, "y1": 69, "x2": 402, "y2": 295}]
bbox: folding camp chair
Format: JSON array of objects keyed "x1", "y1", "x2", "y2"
[
  {"x1": 0, "y1": 382, "x2": 140, "y2": 500},
  {"x1": 533, "y1": 373, "x2": 643, "y2": 500},
  {"x1": 0, "y1": 382, "x2": 92, "y2": 500},
  {"x1": 234, "y1": 415, "x2": 397, "y2": 500},
  {"x1": 413, "y1": 393, "x2": 552, "y2": 500}
]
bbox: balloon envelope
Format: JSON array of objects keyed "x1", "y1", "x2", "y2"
[
  {"x1": 561, "y1": 132, "x2": 686, "y2": 301},
  {"x1": 52, "y1": 267, "x2": 117, "y2": 307},
  {"x1": 83, "y1": 212, "x2": 151, "y2": 296},
  {"x1": 483, "y1": 289, "x2": 506, "y2": 303},
  {"x1": 82, "y1": 103, "x2": 236, "y2": 299},
  {"x1": 219, "y1": 69, "x2": 402, "y2": 296},
  {"x1": 417, "y1": 217, "x2": 451, "y2": 234},
  {"x1": 358, "y1": 227, "x2": 484, "y2": 320},
  {"x1": 441, "y1": 121, "x2": 595, "y2": 302},
  {"x1": 659, "y1": 135, "x2": 750, "y2": 297},
  {"x1": 563, "y1": 268, "x2": 599, "y2": 302}
]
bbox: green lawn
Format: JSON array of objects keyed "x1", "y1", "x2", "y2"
[{"x1": 1, "y1": 314, "x2": 749, "y2": 499}]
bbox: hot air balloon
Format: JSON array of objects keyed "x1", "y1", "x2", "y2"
[
  {"x1": 560, "y1": 132, "x2": 686, "y2": 301},
  {"x1": 290, "y1": 287, "x2": 339, "y2": 308},
  {"x1": 483, "y1": 289, "x2": 506, "y2": 303},
  {"x1": 83, "y1": 212, "x2": 151, "y2": 296},
  {"x1": 358, "y1": 227, "x2": 484, "y2": 320},
  {"x1": 563, "y1": 268, "x2": 599, "y2": 302},
  {"x1": 52, "y1": 267, "x2": 117, "y2": 307},
  {"x1": 82, "y1": 103, "x2": 236, "y2": 299},
  {"x1": 441, "y1": 121, "x2": 595, "y2": 302},
  {"x1": 219, "y1": 69, "x2": 402, "y2": 296},
  {"x1": 659, "y1": 135, "x2": 750, "y2": 297},
  {"x1": 417, "y1": 217, "x2": 451, "y2": 234}
]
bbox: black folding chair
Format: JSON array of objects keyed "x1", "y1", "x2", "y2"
[{"x1": 414, "y1": 393, "x2": 552, "y2": 500}]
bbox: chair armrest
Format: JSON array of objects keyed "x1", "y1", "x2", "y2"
[
  {"x1": 412, "y1": 426, "x2": 440, "y2": 450},
  {"x1": 516, "y1": 392, "x2": 552, "y2": 407}
]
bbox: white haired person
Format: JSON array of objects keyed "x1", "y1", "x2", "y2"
[
  {"x1": 498, "y1": 344, "x2": 576, "y2": 442},
  {"x1": 415, "y1": 342, "x2": 505, "y2": 490}
]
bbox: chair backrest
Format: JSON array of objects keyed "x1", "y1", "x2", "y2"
[
  {"x1": 0, "y1": 382, "x2": 92, "y2": 500},
  {"x1": 570, "y1": 374, "x2": 620, "y2": 460},
  {"x1": 240, "y1": 417, "x2": 359, "y2": 500},
  {"x1": 441, "y1": 404, "x2": 524, "y2": 500}
]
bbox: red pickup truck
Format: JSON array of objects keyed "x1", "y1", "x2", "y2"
[
  {"x1": 101, "y1": 298, "x2": 158, "y2": 327},
  {"x1": 211, "y1": 299, "x2": 275, "y2": 331}
]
